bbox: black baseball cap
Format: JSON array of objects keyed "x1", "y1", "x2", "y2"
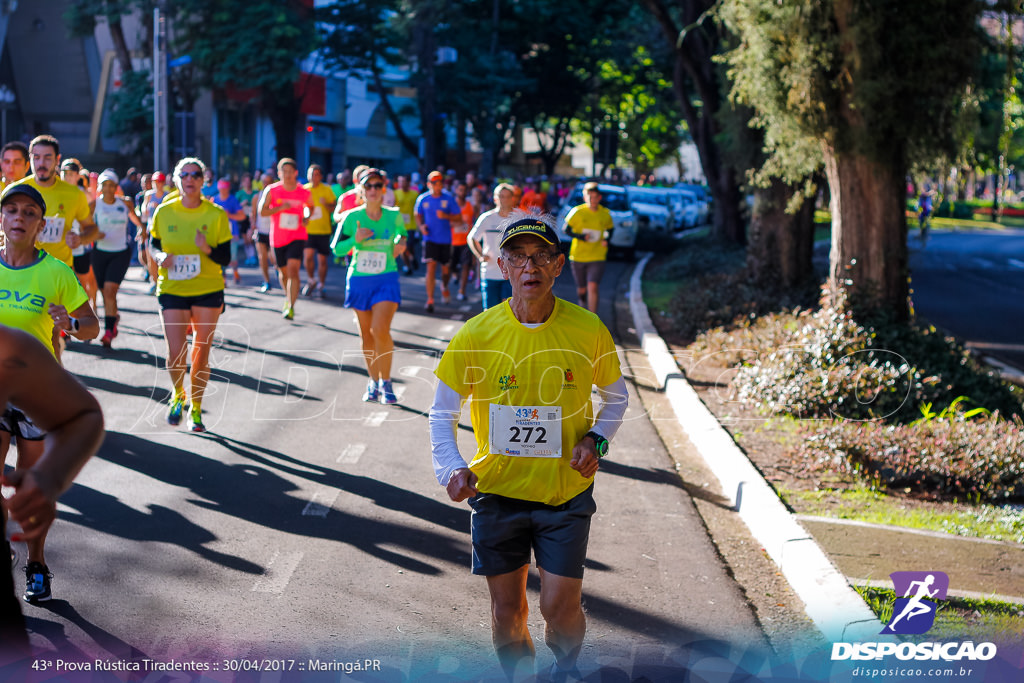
[
  {"x1": 498, "y1": 218, "x2": 560, "y2": 249},
  {"x1": 1, "y1": 183, "x2": 46, "y2": 214}
]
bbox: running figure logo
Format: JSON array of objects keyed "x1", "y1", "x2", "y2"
[{"x1": 881, "y1": 571, "x2": 949, "y2": 635}]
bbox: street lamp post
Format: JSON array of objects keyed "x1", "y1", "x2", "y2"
[{"x1": 0, "y1": 84, "x2": 15, "y2": 144}]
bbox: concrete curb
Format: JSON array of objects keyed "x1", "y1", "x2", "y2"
[{"x1": 628, "y1": 252, "x2": 886, "y2": 643}]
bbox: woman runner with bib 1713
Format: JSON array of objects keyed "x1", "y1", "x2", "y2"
[
  {"x1": 332, "y1": 167, "x2": 406, "y2": 404},
  {"x1": 149, "y1": 157, "x2": 232, "y2": 433}
]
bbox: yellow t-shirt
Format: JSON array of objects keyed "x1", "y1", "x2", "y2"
[
  {"x1": 0, "y1": 250, "x2": 88, "y2": 356},
  {"x1": 435, "y1": 298, "x2": 621, "y2": 505},
  {"x1": 10, "y1": 176, "x2": 92, "y2": 267},
  {"x1": 565, "y1": 204, "x2": 613, "y2": 263},
  {"x1": 393, "y1": 188, "x2": 418, "y2": 231},
  {"x1": 304, "y1": 182, "x2": 337, "y2": 235},
  {"x1": 150, "y1": 198, "x2": 232, "y2": 297}
]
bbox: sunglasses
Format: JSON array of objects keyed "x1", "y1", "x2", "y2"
[
  {"x1": 428, "y1": 179, "x2": 442, "y2": 184},
  {"x1": 179, "y1": 171, "x2": 203, "y2": 180},
  {"x1": 364, "y1": 182, "x2": 385, "y2": 190}
]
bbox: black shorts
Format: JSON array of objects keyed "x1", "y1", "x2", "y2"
[
  {"x1": 256, "y1": 232, "x2": 271, "y2": 246},
  {"x1": 91, "y1": 248, "x2": 132, "y2": 286},
  {"x1": 157, "y1": 290, "x2": 225, "y2": 311},
  {"x1": 468, "y1": 485, "x2": 596, "y2": 579},
  {"x1": 450, "y1": 244, "x2": 471, "y2": 270},
  {"x1": 305, "y1": 233, "x2": 332, "y2": 256},
  {"x1": 0, "y1": 404, "x2": 44, "y2": 441},
  {"x1": 423, "y1": 241, "x2": 452, "y2": 265},
  {"x1": 274, "y1": 240, "x2": 306, "y2": 265},
  {"x1": 72, "y1": 251, "x2": 91, "y2": 275}
]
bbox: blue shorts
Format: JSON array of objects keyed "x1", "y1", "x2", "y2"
[
  {"x1": 468, "y1": 485, "x2": 596, "y2": 578},
  {"x1": 345, "y1": 270, "x2": 401, "y2": 310}
]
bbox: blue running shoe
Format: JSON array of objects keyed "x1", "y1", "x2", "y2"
[
  {"x1": 380, "y1": 380, "x2": 398, "y2": 405},
  {"x1": 23, "y1": 561, "x2": 52, "y2": 603},
  {"x1": 362, "y1": 379, "x2": 380, "y2": 403},
  {"x1": 167, "y1": 397, "x2": 185, "y2": 426}
]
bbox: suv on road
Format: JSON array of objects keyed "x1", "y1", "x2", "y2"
[{"x1": 556, "y1": 182, "x2": 639, "y2": 261}]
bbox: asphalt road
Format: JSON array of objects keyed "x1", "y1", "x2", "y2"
[
  {"x1": 909, "y1": 228, "x2": 1024, "y2": 371},
  {"x1": 5, "y1": 256, "x2": 768, "y2": 681}
]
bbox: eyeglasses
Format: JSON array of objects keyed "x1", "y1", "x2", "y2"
[
  {"x1": 502, "y1": 250, "x2": 558, "y2": 268},
  {"x1": 364, "y1": 182, "x2": 385, "y2": 190},
  {"x1": 179, "y1": 171, "x2": 203, "y2": 180}
]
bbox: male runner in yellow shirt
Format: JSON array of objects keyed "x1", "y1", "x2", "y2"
[
  {"x1": 302, "y1": 164, "x2": 337, "y2": 299},
  {"x1": 429, "y1": 215, "x2": 627, "y2": 682},
  {"x1": 562, "y1": 182, "x2": 613, "y2": 314},
  {"x1": 10, "y1": 135, "x2": 97, "y2": 267}
]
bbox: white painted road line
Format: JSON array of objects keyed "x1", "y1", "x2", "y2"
[
  {"x1": 459, "y1": 304, "x2": 472, "y2": 312},
  {"x1": 364, "y1": 411, "x2": 388, "y2": 427},
  {"x1": 337, "y1": 443, "x2": 366, "y2": 464},
  {"x1": 394, "y1": 385, "x2": 407, "y2": 398},
  {"x1": 398, "y1": 365, "x2": 420, "y2": 377},
  {"x1": 1009, "y1": 258, "x2": 1024, "y2": 270},
  {"x1": 253, "y1": 551, "x2": 303, "y2": 593},
  {"x1": 302, "y1": 488, "x2": 341, "y2": 517},
  {"x1": 440, "y1": 324, "x2": 455, "y2": 334},
  {"x1": 972, "y1": 257, "x2": 994, "y2": 268}
]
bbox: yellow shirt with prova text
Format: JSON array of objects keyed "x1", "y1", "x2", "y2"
[
  {"x1": 150, "y1": 198, "x2": 232, "y2": 297},
  {"x1": 11, "y1": 176, "x2": 92, "y2": 267},
  {"x1": 0, "y1": 250, "x2": 87, "y2": 356},
  {"x1": 434, "y1": 298, "x2": 621, "y2": 505}
]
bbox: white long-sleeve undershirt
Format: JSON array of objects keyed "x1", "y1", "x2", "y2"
[{"x1": 429, "y1": 376, "x2": 629, "y2": 486}]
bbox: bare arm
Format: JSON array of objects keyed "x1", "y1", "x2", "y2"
[{"x1": 0, "y1": 328, "x2": 104, "y2": 541}]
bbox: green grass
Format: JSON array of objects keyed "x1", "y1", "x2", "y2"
[
  {"x1": 816, "y1": 209, "x2": 1019, "y2": 231},
  {"x1": 856, "y1": 586, "x2": 1024, "y2": 640},
  {"x1": 782, "y1": 485, "x2": 1024, "y2": 544},
  {"x1": 643, "y1": 277, "x2": 679, "y2": 315}
]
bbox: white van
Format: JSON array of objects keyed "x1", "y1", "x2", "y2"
[{"x1": 556, "y1": 182, "x2": 639, "y2": 260}]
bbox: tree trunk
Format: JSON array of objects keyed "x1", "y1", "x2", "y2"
[
  {"x1": 823, "y1": 147, "x2": 909, "y2": 321},
  {"x1": 109, "y1": 18, "x2": 134, "y2": 74},
  {"x1": 747, "y1": 179, "x2": 815, "y2": 289}
]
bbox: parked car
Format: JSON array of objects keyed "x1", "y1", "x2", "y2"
[
  {"x1": 665, "y1": 188, "x2": 701, "y2": 229},
  {"x1": 556, "y1": 182, "x2": 639, "y2": 261},
  {"x1": 674, "y1": 183, "x2": 712, "y2": 224},
  {"x1": 626, "y1": 186, "x2": 676, "y2": 232}
]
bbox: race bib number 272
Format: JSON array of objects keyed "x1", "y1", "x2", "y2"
[{"x1": 489, "y1": 405, "x2": 561, "y2": 458}]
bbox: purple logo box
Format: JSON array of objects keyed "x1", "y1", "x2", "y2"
[{"x1": 881, "y1": 571, "x2": 950, "y2": 635}]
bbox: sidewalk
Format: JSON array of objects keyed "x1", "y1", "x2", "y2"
[{"x1": 625, "y1": 252, "x2": 1024, "y2": 640}]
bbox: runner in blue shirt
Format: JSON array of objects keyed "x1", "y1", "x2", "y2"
[
  {"x1": 414, "y1": 170, "x2": 460, "y2": 312},
  {"x1": 213, "y1": 179, "x2": 248, "y2": 285}
]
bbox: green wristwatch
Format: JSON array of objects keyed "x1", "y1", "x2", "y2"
[{"x1": 585, "y1": 431, "x2": 609, "y2": 458}]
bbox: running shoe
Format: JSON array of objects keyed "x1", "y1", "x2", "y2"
[
  {"x1": 100, "y1": 329, "x2": 115, "y2": 347},
  {"x1": 167, "y1": 397, "x2": 185, "y2": 426},
  {"x1": 362, "y1": 379, "x2": 380, "y2": 403},
  {"x1": 233, "y1": 270, "x2": 241, "y2": 284},
  {"x1": 379, "y1": 380, "x2": 398, "y2": 405},
  {"x1": 441, "y1": 289, "x2": 451, "y2": 304},
  {"x1": 424, "y1": 301, "x2": 434, "y2": 313},
  {"x1": 260, "y1": 281, "x2": 271, "y2": 293},
  {"x1": 456, "y1": 291, "x2": 466, "y2": 301},
  {"x1": 147, "y1": 283, "x2": 157, "y2": 295},
  {"x1": 301, "y1": 282, "x2": 314, "y2": 297},
  {"x1": 23, "y1": 561, "x2": 52, "y2": 603},
  {"x1": 283, "y1": 306, "x2": 295, "y2": 320},
  {"x1": 188, "y1": 406, "x2": 206, "y2": 433}
]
